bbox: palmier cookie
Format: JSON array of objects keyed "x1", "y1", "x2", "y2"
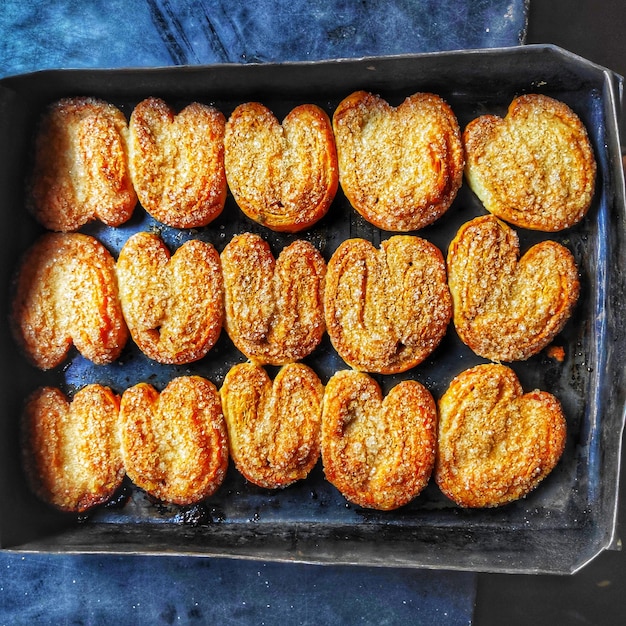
[
  {"x1": 436, "y1": 363, "x2": 567, "y2": 508},
  {"x1": 221, "y1": 232, "x2": 326, "y2": 365},
  {"x1": 447, "y1": 215, "x2": 579, "y2": 362},
  {"x1": 21, "y1": 385, "x2": 124, "y2": 513},
  {"x1": 128, "y1": 97, "x2": 227, "y2": 228},
  {"x1": 220, "y1": 362, "x2": 323, "y2": 489},
  {"x1": 464, "y1": 93, "x2": 596, "y2": 231},
  {"x1": 324, "y1": 235, "x2": 451, "y2": 374},
  {"x1": 11, "y1": 232, "x2": 128, "y2": 370},
  {"x1": 28, "y1": 97, "x2": 137, "y2": 232},
  {"x1": 332, "y1": 91, "x2": 463, "y2": 231},
  {"x1": 120, "y1": 376, "x2": 228, "y2": 505},
  {"x1": 224, "y1": 102, "x2": 338, "y2": 232},
  {"x1": 116, "y1": 232, "x2": 223, "y2": 364},
  {"x1": 322, "y1": 370, "x2": 436, "y2": 510}
]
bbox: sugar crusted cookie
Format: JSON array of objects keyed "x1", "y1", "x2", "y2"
[
  {"x1": 21, "y1": 385, "x2": 124, "y2": 512},
  {"x1": 116, "y1": 232, "x2": 223, "y2": 365},
  {"x1": 221, "y1": 232, "x2": 326, "y2": 365},
  {"x1": 224, "y1": 102, "x2": 338, "y2": 232},
  {"x1": 221, "y1": 362, "x2": 323, "y2": 489},
  {"x1": 463, "y1": 93, "x2": 596, "y2": 231},
  {"x1": 436, "y1": 363, "x2": 567, "y2": 508},
  {"x1": 324, "y1": 235, "x2": 451, "y2": 374},
  {"x1": 333, "y1": 91, "x2": 464, "y2": 231},
  {"x1": 11, "y1": 232, "x2": 128, "y2": 370},
  {"x1": 28, "y1": 97, "x2": 137, "y2": 232},
  {"x1": 322, "y1": 370, "x2": 437, "y2": 510},
  {"x1": 119, "y1": 376, "x2": 228, "y2": 505},
  {"x1": 129, "y1": 97, "x2": 227, "y2": 228},
  {"x1": 447, "y1": 215, "x2": 580, "y2": 362}
]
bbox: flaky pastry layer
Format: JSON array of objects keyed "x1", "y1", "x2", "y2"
[
  {"x1": 322, "y1": 370, "x2": 437, "y2": 510},
  {"x1": 447, "y1": 215, "x2": 580, "y2": 362},
  {"x1": 221, "y1": 362, "x2": 323, "y2": 489},
  {"x1": 116, "y1": 232, "x2": 223, "y2": 364},
  {"x1": 333, "y1": 91, "x2": 464, "y2": 231},
  {"x1": 225, "y1": 102, "x2": 338, "y2": 232},
  {"x1": 119, "y1": 376, "x2": 228, "y2": 505},
  {"x1": 28, "y1": 97, "x2": 137, "y2": 232},
  {"x1": 221, "y1": 232, "x2": 326, "y2": 365},
  {"x1": 436, "y1": 363, "x2": 567, "y2": 508},
  {"x1": 324, "y1": 235, "x2": 451, "y2": 373},
  {"x1": 21, "y1": 385, "x2": 124, "y2": 512},
  {"x1": 463, "y1": 93, "x2": 596, "y2": 231}
]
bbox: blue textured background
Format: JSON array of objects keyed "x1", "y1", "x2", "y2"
[
  {"x1": 0, "y1": 1, "x2": 528, "y2": 624},
  {"x1": 0, "y1": 0, "x2": 528, "y2": 75}
]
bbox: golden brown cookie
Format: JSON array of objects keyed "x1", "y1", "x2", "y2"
[
  {"x1": 324, "y1": 235, "x2": 451, "y2": 374},
  {"x1": 11, "y1": 232, "x2": 128, "y2": 370},
  {"x1": 116, "y1": 232, "x2": 223, "y2": 364},
  {"x1": 436, "y1": 363, "x2": 567, "y2": 508},
  {"x1": 332, "y1": 91, "x2": 464, "y2": 231},
  {"x1": 220, "y1": 362, "x2": 323, "y2": 489},
  {"x1": 21, "y1": 385, "x2": 124, "y2": 512},
  {"x1": 224, "y1": 102, "x2": 338, "y2": 232},
  {"x1": 447, "y1": 215, "x2": 580, "y2": 362},
  {"x1": 129, "y1": 97, "x2": 227, "y2": 228},
  {"x1": 221, "y1": 232, "x2": 326, "y2": 364},
  {"x1": 463, "y1": 93, "x2": 596, "y2": 231},
  {"x1": 321, "y1": 370, "x2": 436, "y2": 510},
  {"x1": 28, "y1": 96, "x2": 137, "y2": 232},
  {"x1": 119, "y1": 376, "x2": 228, "y2": 505}
]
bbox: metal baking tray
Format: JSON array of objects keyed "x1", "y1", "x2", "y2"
[{"x1": 0, "y1": 44, "x2": 624, "y2": 574}]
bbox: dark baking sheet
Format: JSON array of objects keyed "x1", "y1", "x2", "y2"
[{"x1": 0, "y1": 44, "x2": 624, "y2": 574}]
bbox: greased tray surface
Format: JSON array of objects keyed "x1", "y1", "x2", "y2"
[{"x1": 0, "y1": 45, "x2": 624, "y2": 574}]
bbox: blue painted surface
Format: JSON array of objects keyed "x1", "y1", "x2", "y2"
[
  {"x1": 0, "y1": 553, "x2": 476, "y2": 625},
  {"x1": 0, "y1": 1, "x2": 528, "y2": 623},
  {"x1": 0, "y1": 0, "x2": 528, "y2": 76}
]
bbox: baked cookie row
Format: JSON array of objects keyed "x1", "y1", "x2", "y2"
[
  {"x1": 27, "y1": 92, "x2": 595, "y2": 234},
  {"x1": 11, "y1": 218, "x2": 580, "y2": 371},
  {"x1": 21, "y1": 363, "x2": 566, "y2": 513}
]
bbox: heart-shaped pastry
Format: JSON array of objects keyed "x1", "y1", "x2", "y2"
[
  {"x1": 120, "y1": 376, "x2": 228, "y2": 505},
  {"x1": 221, "y1": 232, "x2": 326, "y2": 365},
  {"x1": 21, "y1": 385, "x2": 124, "y2": 512},
  {"x1": 28, "y1": 97, "x2": 137, "y2": 232},
  {"x1": 220, "y1": 362, "x2": 323, "y2": 489},
  {"x1": 129, "y1": 97, "x2": 227, "y2": 228},
  {"x1": 463, "y1": 93, "x2": 596, "y2": 231},
  {"x1": 436, "y1": 363, "x2": 567, "y2": 508},
  {"x1": 116, "y1": 232, "x2": 223, "y2": 365},
  {"x1": 324, "y1": 235, "x2": 451, "y2": 374},
  {"x1": 447, "y1": 215, "x2": 580, "y2": 362},
  {"x1": 11, "y1": 232, "x2": 128, "y2": 370},
  {"x1": 224, "y1": 102, "x2": 338, "y2": 232},
  {"x1": 332, "y1": 91, "x2": 464, "y2": 231},
  {"x1": 321, "y1": 370, "x2": 437, "y2": 510}
]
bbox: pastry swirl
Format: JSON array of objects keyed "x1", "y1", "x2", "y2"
[
  {"x1": 221, "y1": 362, "x2": 323, "y2": 489},
  {"x1": 28, "y1": 97, "x2": 137, "y2": 232},
  {"x1": 11, "y1": 232, "x2": 128, "y2": 370},
  {"x1": 116, "y1": 232, "x2": 223, "y2": 364},
  {"x1": 221, "y1": 232, "x2": 326, "y2": 365},
  {"x1": 21, "y1": 385, "x2": 124, "y2": 512},
  {"x1": 463, "y1": 93, "x2": 596, "y2": 231},
  {"x1": 332, "y1": 91, "x2": 463, "y2": 231},
  {"x1": 119, "y1": 376, "x2": 228, "y2": 505},
  {"x1": 436, "y1": 363, "x2": 567, "y2": 508},
  {"x1": 129, "y1": 97, "x2": 227, "y2": 228},
  {"x1": 224, "y1": 102, "x2": 338, "y2": 232},
  {"x1": 324, "y1": 235, "x2": 451, "y2": 373},
  {"x1": 321, "y1": 370, "x2": 437, "y2": 510},
  {"x1": 447, "y1": 215, "x2": 580, "y2": 362}
]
